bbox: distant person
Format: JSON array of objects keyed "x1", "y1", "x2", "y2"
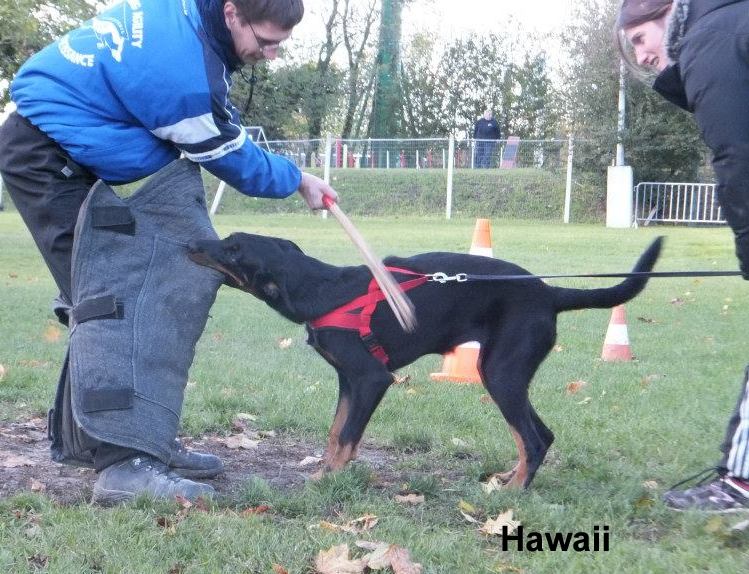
[
  {"x1": 473, "y1": 109, "x2": 501, "y2": 168},
  {"x1": 616, "y1": 0, "x2": 749, "y2": 513}
]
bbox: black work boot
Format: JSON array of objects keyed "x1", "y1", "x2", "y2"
[
  {"x1": 168, "y1": 439, "x2": 224, "y2": 479},
  {"x1": 92, "y1": 455, "x2": 215, "y2": 506}
]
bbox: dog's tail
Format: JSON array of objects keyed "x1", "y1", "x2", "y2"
[{"x1": 551, "y1": 237, "x2": 663, "y2": 312}]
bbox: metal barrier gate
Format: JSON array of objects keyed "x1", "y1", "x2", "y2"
[{"x1": 633, "y1": 182, "x2": 725, "y2": 226}]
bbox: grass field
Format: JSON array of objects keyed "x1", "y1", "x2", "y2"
[{"x1": 1, "y1": 209, "x2": 749, "y2": 572}]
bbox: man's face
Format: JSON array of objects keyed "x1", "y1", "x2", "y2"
[
  {"x1": 224, "y1": 2, "x2": 293, "y2": 64},
  {"x1": 484, "y1": 111, "x2": 492, "y2": 121}
]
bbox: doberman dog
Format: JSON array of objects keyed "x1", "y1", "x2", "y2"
[{"x1": 188, "y1": 233, "x2": 662, "y2": 489}]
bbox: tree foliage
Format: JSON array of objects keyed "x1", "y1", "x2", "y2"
[
  {"x1": 559, "y1": 0, "x2": 708, "y2": 183},
  {"x1": 0, "y1": 0, "x2": 96, "y2": 104},
  {"x1": 401, "y1": 30, "x2": 558, "y2": 139}
]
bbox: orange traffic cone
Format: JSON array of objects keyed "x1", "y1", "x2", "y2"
[
  {"x1": 430, "y1": 219, "x2": 493, "y2": 384},
  {"x1": 469, "y1": 218, "x2": 493, "y2": 258},
  {"x1": 601, "y1": 305, "x2": 633, "y2": 361}
]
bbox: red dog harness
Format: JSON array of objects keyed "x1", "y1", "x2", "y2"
[{"x1": 308, "y1": 267, "x2": 427, "y2": 365}]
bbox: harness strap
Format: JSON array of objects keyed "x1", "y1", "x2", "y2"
[{"x1": 309, "y1": 268, "x2": 427, "y2": 365}]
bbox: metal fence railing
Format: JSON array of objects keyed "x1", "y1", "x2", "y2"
[
  {"x1": 633, "y1": 182, "x2": 725, "y2": 226},
  {"x1": 207, "y1": 136, "x2": 582, "y2": 221}
]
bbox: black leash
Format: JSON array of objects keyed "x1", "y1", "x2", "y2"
[
  {"x1": 239, "y1": 65, "x2": 257, "y2": 114},
  {"x1": 428, "y1": 270, "x2": 743, "y2": 283}
]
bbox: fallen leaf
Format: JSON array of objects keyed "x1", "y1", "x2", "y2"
[
  {"x1": 321, "y1": 515, "x2": 379, "y2": 534},
  {"x1": 299, "y1": 456, "x2": 322, "y2": 467},
  {"x1": 314, "y1": 544, "x2": 366, "y2": 574},
  {"x1": 479, "y1": 394, "x2": 493, "y2": 404},
  {"x1": 704, "y1": 516, "x2": 724, "y2": 534},
  {"x1": 211, "y1": 332, "x2": 224, "y2": 342},
  {"x1": 235, "y1": 412, "x2": 257, "y2": 422},
  {"x1": 42, "y1": 324, "x2": 61, "y2": 343},
  {"x1": 0, "y1": 454, "x2": 35, "y2": 468},
  {"x1": 565, "y1": 380, "x2": 587, "y2": 395},
  {"x1": 27, "y1": 554, "x2": 48, "y2": 569},
  {"x1": 231, "y1": 417, "x2": 248, "y2": 432},
  {"x1": 355, "y1": 542, "x2": 423, "y2": 574},
  {"x1": 576, "y1": 397, "x2": 593, "y2": 405},
  {"x1": 278, "y1": 338, "x2": 293, "y2": 349},
  {"x1": 481, "y1": 475, "x2": 505, "y2": 494},
  {"x1": 394, "y1": 493, "x2": 425, "y2": 505},
  {"x1": 642, "y1": 480, "x2": 659, "y2": 490},
  {"x1": 258, "y1": 430, "x2": 276, "y2": 438},
  {"x1": 405, "y1": 388, "x2": 418, "y2": 396},
  {"x1": 553, "y1": 345, "x2": 564, "y2": 352},
  {"x1": 460, "y1": 510, "x2": 480, "y2": 524},
  {"x1": 637, "y1": 316, "x2": 656, "y2": 323},
  {"x1": 731, "y1": 519, "x2": 749, "y2": 533},
  {"x1": 272, "y1": 565, "x2": 289, "y2": 574},
  {"x1": 241, "y1": 505, "x2": 271, "y2": 517},
  {"x1": 670, "y1": 298, "x2": 684, "y2": 306},
  {"x1": 222, "y1": 434, "x2": 260, "y2": 450},
  {"x1": 389, "y1": 546, "x2": 423, "y2": 574},
  {"x1": 452, "y1": 437, "x2": 468, "y2": 448},
  {"x1": 9, "y1": 272, "x2": 18, "y2": 279},
  {"x1": 0, "y1": 364, "x2": 6, "y2": 381},
  {"x1": 359, "y1": 542, "x2": 392, "y2": 569},
  {"x1": 458, "y1": 499, "x2": 477, "y2": 515},
  {"x1": 29, "y1": 479, "x2": 46, "y2": 493},
  {"x1": 168, "y1": 564, "x2": 185, "y2": 574},
  {"x1": 392, "y1": 373, "x2": 411, "y2": 385},
  {"x1": 480, "y1": 510, "x2": 521, "y2": 537}
]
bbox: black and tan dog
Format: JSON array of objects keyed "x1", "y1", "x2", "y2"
[{"x1": 188, "y1": 233, "x2": 662, "y2": 488}]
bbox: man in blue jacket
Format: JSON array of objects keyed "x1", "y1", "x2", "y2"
[
  {"x1": 0, "y1": 0, "x2": 337, "y2": 504},
  {"x1": 473, "y1": 109, "x2": 501, "y2": 168}
]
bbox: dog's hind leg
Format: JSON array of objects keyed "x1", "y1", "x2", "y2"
[{"x1": 479, "y1": 315, "x2": 556, "y2": 489}]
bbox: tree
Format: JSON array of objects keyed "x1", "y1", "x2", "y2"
[
  {"x1": 0, "y1": 0, "x2": 96, "y2": 104},
  {"x1": 369, "y1": 0, "x2": 405, "y2": 138},
  {"x1": 400, "y1": 31, "x2": 557, "y2": 139},
  {"x1": 559, "y1": 0, "x2": 707, "y2": 184}
]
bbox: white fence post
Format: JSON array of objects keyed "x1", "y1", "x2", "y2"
[
  {"x1": 322, "y1": 133, "x2": 332, "y2": 220},
  {"x1": 564, "y1": 134, "x2": 574, "y2": 224},
  {"x1": 209, "y1": 180, "x2": 226, "y2": 217},
  {"x1": 446, "y1": 135, "x2": 455, "y2": 220}
]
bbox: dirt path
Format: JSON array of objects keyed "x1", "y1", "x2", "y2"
[{"x1": 0, "y1": 418, "x2": 459, "y2": 505}]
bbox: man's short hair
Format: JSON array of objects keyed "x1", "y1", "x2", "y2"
[{"x1": 229, "y1": 0, "x2": 304, "y2": 30}]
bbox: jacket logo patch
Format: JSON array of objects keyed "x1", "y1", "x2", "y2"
[{"x1": 58, "y1": 1, "x2": 144, "y2": 67}]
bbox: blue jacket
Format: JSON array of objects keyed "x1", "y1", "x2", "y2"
[{"x1": 11, "y1": 0, "x2": 301, "y2": 197}]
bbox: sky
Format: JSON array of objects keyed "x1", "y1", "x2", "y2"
[{"x1": 298, "y1": 0, "x2": 575, "y2": 40}]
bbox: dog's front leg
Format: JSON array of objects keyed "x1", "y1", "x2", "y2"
[
  {"x1": 322, "y1": 371, "x2": 352, "y2": 470},
  {"x1": 323, "y1": 367, "x2": 393, "y2": 474}
]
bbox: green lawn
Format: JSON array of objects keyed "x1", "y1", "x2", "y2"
[{"x1": 1, "y1": 209, "x2": 748, "y2": 572}]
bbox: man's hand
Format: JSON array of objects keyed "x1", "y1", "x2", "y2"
[
  {"x1": 297, "y1": 172, "x2": 338, "y2": 210},
  {"x1": 735, "y1": 230, "x2": 749, "y2": 279}
]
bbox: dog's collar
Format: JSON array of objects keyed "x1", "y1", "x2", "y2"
[{"x1": 307, "y1": 267, "x2": 427, "y2": 365}]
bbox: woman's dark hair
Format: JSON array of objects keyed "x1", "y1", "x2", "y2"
[
  {"x1": 229, "y1": 0, "x2": 304, "y2": 30},
  {"x1": 615, "y1": 0, "x2": 673, "y2": 82}
]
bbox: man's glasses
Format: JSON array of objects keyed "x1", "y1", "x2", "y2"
[{"x1": 248, "y1": 21, "x2": 282, "y2": 54}]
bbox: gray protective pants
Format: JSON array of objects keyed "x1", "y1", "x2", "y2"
[
  {"x1": 65, "y1": 159, "x2": 223, "y2": 463},
  {"x1": 0, "y1": 113, "x2": 222, "y2": 466}
]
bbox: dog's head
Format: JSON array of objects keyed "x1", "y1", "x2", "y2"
[{"x1": 188, "y1": 232, "x2": 303, "y2": 319}]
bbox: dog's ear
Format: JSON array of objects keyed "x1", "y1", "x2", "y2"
[
  {"x1": 258, "y1": 274, "x2": 281, "y2": 300},
  {"x1": 278, "y1": 238, "x2": 303, "y2": 254}
]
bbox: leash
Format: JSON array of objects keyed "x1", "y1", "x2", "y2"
[{"x1": 427, "y1": 270, "x2": 744, "y2": 283}]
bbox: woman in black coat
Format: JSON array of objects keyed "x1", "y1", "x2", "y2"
[{"x1": 616, "y1": 0, "x2": 749, "y2": 513}]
